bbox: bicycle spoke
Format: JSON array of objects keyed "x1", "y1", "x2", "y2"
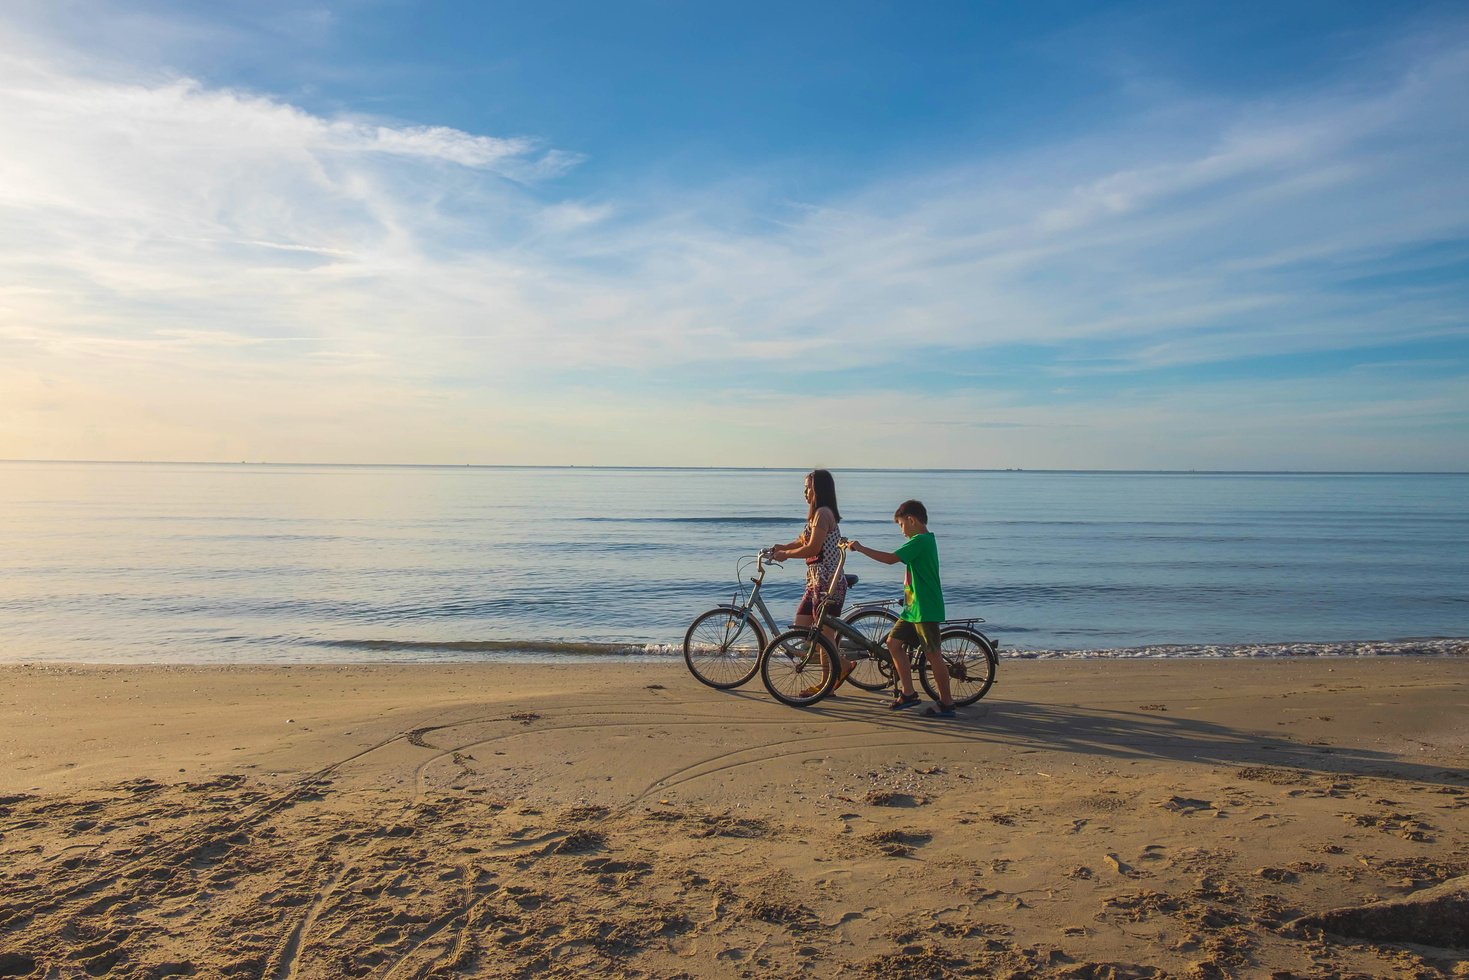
[
  {"x1": 841, "y1": 609, "x2": 898, "y2": 691},
  {"x1": 924, "y1": 628, "x2": 997, "y2": 705},
  {"x1": 683, "y1": 608, "x2": 765, "y2": 689},
  {"x1": 760, "y1": 630, "x2": 838, "y2": 706}
]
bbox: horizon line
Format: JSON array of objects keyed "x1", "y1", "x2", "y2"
[{"x1": 2, "y1": 458, "x2": 1466, "y2": 476}]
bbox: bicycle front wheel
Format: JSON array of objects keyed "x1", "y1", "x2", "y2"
[
  {"x1": 839, "y1": 608, "x2": 898, "y2": 691},
  {"x1": 760, "y1": 629, "x2": 839, "y2": 707},
  {"x1": 683, "y1": 607, "x2": 766, "y2": 689},
  {"x1": 918, "y1": 627, "x2": 998, "y2": 706}
]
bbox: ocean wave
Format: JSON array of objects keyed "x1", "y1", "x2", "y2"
[
  {"x1": 574, "y1": 515, "x2": 900, "y2": 527},
  {"x1": 1003, "y1": 638, "x2": 1469, "y2": 659},
  {"x1": 306, "y1": 636, "x2": 1469, "y2": 661},
  {"x1": 309, "y1": 638, "x2": 680, "y2": 657},
  {"x1": 575, "y1": 516, "x2": 797, "y2": 525}
]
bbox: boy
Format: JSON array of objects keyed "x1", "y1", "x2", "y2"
[{"x1": 848, "y1": 499, "x2": 956, "y2": 717}]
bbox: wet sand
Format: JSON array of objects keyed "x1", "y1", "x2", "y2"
[{"x1": 1, "y1": 658, "x2": 1466, "y2": 978}]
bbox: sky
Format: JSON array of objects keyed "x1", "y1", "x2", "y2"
[{"x1": 1, "y1": 1, "x2": 1467, "y2": 470}]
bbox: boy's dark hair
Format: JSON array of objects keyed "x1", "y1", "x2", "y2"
[
  {"x1": 807, "y1": 469, "x2": 841, "y2": 523},
  {"x1": 894, "y1": 499, "x2": 927, "y2": 523}
]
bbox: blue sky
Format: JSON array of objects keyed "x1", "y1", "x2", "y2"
[{"x1": 1, "y1": 1, "x2": 1466, "y2": 468}]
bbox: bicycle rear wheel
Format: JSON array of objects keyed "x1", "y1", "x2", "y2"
[
  {"x1": 838, "y1": 608, "x2": 898, "y2": 691},
  {"x1": 918, "y1": 627, "x2": 998, "y2": 706},
  {"x1": 683, "y1": 607, "x2": 766, "y2": 689},
  {"x1": 760, "y1": 629, "x2": 839, "y2": 707}
]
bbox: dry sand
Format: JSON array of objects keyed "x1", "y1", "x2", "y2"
[{"x1": 1, "y1": 657, "x2": 1466, "y2": 978}]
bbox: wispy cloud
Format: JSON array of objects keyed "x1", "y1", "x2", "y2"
[{"x1": 0, "y1": 11, "x2": 1465, "y2": 466}]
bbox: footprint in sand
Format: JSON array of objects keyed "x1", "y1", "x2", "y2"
[
  {"x1": 862, "y1": 829, "x2": 932, "y2": 857},
  {"x1": 551, "y1": 829, "x2": 605, "y2": 854},
  {"x1": 864, "y1": 790, "x2": 927, "y2": 808},
  {"x1": 1255, "y1": 866, "x2": 1299, "y2": 883},
  {"x1": 1158, "y1": 796, "x2": 1215, "y2": 815}
]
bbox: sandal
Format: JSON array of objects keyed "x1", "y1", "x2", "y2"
[
  {"x1": 834, "y1": 660, "x2": 857, "y2": 690},
  {"x1": 805, "y1": 662, "x2": 857, "y2": 700},
  {"x1": 887, "y1": 692, "x2": 920, "y2": 711},
  {"x1": 923, "y1": 703, "x2": 956, "y2": 718}
]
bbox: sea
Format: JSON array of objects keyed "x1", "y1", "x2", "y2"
[{"x1": 2, "y1": 462, "x2": 1466, "y2": 665}]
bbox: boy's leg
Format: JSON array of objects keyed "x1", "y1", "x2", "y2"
[
  {"x1": 919, "y1": 625, "x2": 954, "y2": 706},
  {"x1": 888, "y1": 633, "x2": 917, "y2": 697},
  {"x1": 885, "y1": 622, "x2": 924, "y2": 708}
]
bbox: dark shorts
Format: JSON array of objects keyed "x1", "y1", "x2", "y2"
[
  {"x1": 796, "y1": 586, "x2": 845, "y2": 620},
  {"x1": 889, "y1": 620, "x2": 941, "y2": 653}
]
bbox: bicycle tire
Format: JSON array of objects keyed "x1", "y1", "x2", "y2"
[
  {"x1": 839, "y1": 608, "x2": 898, "y2": 691},
  {"x1": 760, "y1": 629, "x2": 840, "y2": 707},
  {"x1": 918, "y1": 627, "x2": 998, "y2": 706},
  {"x1": 683, "y1": 606, "x2": 766, "y2": 689}
]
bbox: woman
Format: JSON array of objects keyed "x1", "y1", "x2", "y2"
[{"x1": 771, "y1": 469, "x2": 854, "y2": 688}]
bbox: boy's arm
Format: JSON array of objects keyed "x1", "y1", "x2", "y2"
[{"x1": 848, "y1": 541, "x2": 902, "y2": 565}]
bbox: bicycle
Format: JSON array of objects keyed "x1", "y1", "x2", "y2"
[
  {"x1": 683, "y1": 550, "x2": 862, "y2": 689},
  {"x1": 684, "y1": 546, "x2": 874, "y2": 690},
  {"x1": 682, "y1": 550, "x2": 783, "y2": 689},
  {"x1": 759, "y1": 539, "x2": 999, "y2": 708}
]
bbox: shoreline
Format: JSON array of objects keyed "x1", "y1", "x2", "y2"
[
  {"x1": 3, "y1": 634, "x2": 1467, "y2": 668},
  {"x1": 2, "y1": 658, "x2": 1466, "y2": 976}
]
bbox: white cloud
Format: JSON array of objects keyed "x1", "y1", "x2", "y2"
[{"x1": 0, "y1": 13, "x2": 1466, "y2": 465}]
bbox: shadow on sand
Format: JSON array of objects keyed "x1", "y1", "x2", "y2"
[{"x1": 721, "y1": 688, "x2": 1467, "y2": 788}]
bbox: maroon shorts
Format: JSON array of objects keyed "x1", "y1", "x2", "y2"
[{"x1": 796, "y1": 586, "x2": 845, "y2": 620}]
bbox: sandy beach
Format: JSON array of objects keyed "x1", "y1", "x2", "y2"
[{"x1": 1, "y1": 657, "x2": 1466, "y2": 978}]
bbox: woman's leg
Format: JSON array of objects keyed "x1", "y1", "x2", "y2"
[
  {"x1": 821, "y1": 596, "x2": 851, "y2": 676},
  {"x1": 792, "y1": 586, "x2": 816, "y2": 632}
]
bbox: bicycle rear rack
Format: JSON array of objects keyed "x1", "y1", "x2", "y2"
[{"x1": 848, "y1": 598, "x2": 901, "y2": 610}]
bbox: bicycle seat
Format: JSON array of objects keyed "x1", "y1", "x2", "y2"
[{"x1": 844, "y1": 574, "x2": 858, "y2": 587}]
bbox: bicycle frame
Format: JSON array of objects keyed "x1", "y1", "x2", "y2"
[
  {"x1": 823, "y1": 614, "x2": 885, "y2": 659},
  {"x1": 719, "y1": 552, "x2": 785, "y2": 639},
  {"x1": 809, "y1": 542, "x2": 879, "y2": 653}
]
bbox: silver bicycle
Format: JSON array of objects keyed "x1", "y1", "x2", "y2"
[{"x1": 682, "y1": 550, "x2": 863, "y2": 690}]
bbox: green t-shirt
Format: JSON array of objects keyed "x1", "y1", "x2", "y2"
[{"x1": 895, "y1": 532, "x2": 945, "y2": 623}]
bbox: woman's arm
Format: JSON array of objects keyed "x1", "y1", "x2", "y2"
[
  {"x1": 770, "y1": 532, "x2": 805, "y2": 557},
  {"x1": 770, "y1": 521, "x2": 810, "y2": 557},
  {"x1": 772, "y1": 508, "x2": 833, "y2": 560},
  {"x1": 848, "y1": 540, "x2": 901, "y2": 565}
]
